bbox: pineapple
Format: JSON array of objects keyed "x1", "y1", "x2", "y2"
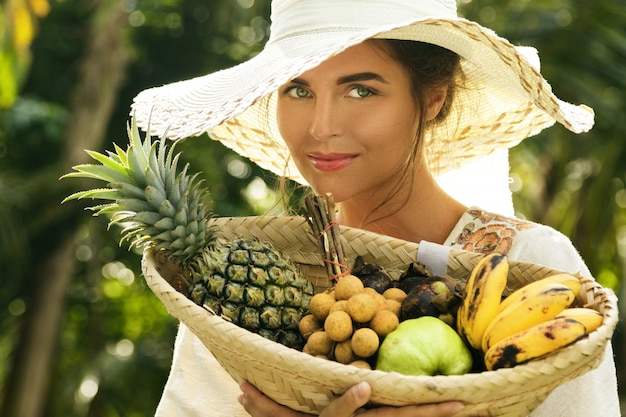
[{"x1": 63, "y1": 119, "x2": 314, "y2": 349}]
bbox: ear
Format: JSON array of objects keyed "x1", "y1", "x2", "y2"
[{"x1": 424, "y1": 86, "x2": 448, "y2": 121}]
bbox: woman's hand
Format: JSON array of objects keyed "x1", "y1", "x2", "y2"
[{"x1": 238, "y1": 381, "x2": 465, "y2": 417}]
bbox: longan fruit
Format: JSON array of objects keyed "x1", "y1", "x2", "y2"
[
  {"x1": 382, "y1": 287, "x2": 407, "y2": 303},
  {"x1": 351, "y1": 327, "x2": 380, "y2": 358},
  {"x1": 324, "y1": 310, "x2": 354, "y2": 342},
  {"x1": 303, "y1": 331, "x2": 333, "y2": 356},
  {"x1": 349, "y1": 360, "x2": 372, "y2": 369},
  {"x1": 364, "y1": 287, "x2": 387, "y2": 311},
  {"x1": 333, "y1": 340, "x2": 357, "y2": 364},
  {"x1": 334, "y1": 275, "x2": 365, "y2": 300},
  {"x1": 370, "y1": 309, "x2": 400, "y2": 337},
  {"x1": 346, "y1": 292, "x2": 378, "y2": 323},
  {"x1": 329, "y1": 299, "x2": 348, "y2": 314},
  {"x1": 298, "y1": 314, "x2": 322, "y2": 340},
  {"x1": 384, "y1": 299, "x2": 402, "y2": 316},
  {"x1": 309, "y1": 291, "x2": 336, "y2": 321}
]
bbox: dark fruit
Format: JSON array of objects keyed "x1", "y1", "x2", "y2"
[
  {"x1": 352, "y1": 256, "x2": 393, "y2": 294},
  {"x1": 401, "y1": 262, "x2": 432, "y2": 278},
  {"x1": 399, "y1": 275, "x2": 464, "y2": 328},
  {"x1": 395, "y1": 276, "x2": 427, "y2": 294},
  {"x1": 393, "y1": 262, "x2": 432, "y2": 293}
]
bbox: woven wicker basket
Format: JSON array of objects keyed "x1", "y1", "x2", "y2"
[{"x1": 141, "y1": 215, "x2": 618, "y2": 417}]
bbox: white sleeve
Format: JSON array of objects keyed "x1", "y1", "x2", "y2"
[
  {"x1": 505, "y1": 224, "x2": 592, "y2": 278},
  {"x1": 531, "y1": 344, "x2": 620, "y2": 417},
  {"x1": 155, "y1": 324, "x2": 251, "y2": 417},
  {"x1": 506, "y1": 226, "x2": 620, "y2": 417}
]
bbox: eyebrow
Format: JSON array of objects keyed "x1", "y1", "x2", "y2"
[
  {"x1": 338, "y1": 72, "x2": 389, "y2": 84},
  {"x1": 290, "y1": 72, "x2": 389, "y2": 86}
]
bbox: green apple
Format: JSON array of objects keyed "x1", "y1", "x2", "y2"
[{"x1": 376, "y1": 316, "x2": 473, "y2": 376}]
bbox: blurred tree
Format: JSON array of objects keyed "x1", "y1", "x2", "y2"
[
  {"x1": 0, "y1": 0, "x2": 51, "y2": 108},
  {"x1": 0, "y1": 0, "x2": 132, "y2": 415}
]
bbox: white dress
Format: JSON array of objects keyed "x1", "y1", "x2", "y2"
[{"x1": 154, "y1": 208, "x2": 620, "y2": 417}]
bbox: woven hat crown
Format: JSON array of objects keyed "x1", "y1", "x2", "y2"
[{"x1": 268, "y1": 0, "x2": 457, "y2": 43}]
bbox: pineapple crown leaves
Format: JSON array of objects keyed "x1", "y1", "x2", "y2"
[{"x1": 62, "y1": 118, "x2": 216, "y2": 263}]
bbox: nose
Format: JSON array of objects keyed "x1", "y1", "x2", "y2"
[{"x1": 309, "y1": 96, "x2": 342, "y2": 141}]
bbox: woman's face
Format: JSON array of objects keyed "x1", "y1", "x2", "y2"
[{"x1": 276, "y1": 41, "x2": 421, "y2": 203}]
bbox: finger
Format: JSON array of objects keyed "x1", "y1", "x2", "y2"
[
  {"x1": 319, "y1": 381, "x2": 371, "y2": 417},
  {"x1": 238, "y1": 382, "x2": 308, "y2": 417}
]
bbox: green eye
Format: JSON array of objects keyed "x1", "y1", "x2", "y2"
[
  {"x1": 350, "y1": 86, "x2": 373, "y2": 98},
  {"x1": 289, "y1": 87, "x2": 309, "y2": 98}
]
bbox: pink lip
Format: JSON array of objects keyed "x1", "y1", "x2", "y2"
[{"x1": 307, "y1": 153, "x2": 358, "y2": 172}]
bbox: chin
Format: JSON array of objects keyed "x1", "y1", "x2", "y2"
[{"x1": 310, "y1": 184, "x2": 352, "y2": 203}]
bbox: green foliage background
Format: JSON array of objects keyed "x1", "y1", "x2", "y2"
[{"x1": 0, "y1": 0, "x2": 624, "y2": 415}]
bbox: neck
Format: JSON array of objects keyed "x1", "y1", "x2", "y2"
[{"x1": 336, "y1": 164, "x2": 466, "y2": 244}]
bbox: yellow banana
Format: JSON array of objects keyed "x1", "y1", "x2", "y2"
[
  {"x1": 482, "y1": 282, "x2": 576, "y2": 352},
  {"x1": 497, "y1": 273, "x2": 581, "y2": 313},
  {"x1": 555, "y1": 307, "x2": 603, "y2": 334},
  {"x1": 457, "y1": 252, "x2": 508, "y2": 351},
  {"x1": 484, "y1": 317, "x2": 586, "y2": 371}
]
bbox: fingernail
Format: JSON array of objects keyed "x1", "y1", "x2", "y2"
[
  {"x1": 448, "y1": 402, "x2": 465, "y2": 414},
  {"x1": 353, "y1": 381, "x2": 370, "y2": 401}
]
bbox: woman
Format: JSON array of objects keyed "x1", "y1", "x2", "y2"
[{"x1": 131, "y1": 1, "x2": 620, "y2": 416}]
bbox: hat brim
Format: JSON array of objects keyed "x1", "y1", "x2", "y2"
[{"x1": 131, "y1": 17, "x2": 593, "y2": 182}]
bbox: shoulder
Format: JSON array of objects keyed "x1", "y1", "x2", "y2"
[{"x1": 448, "y1": 207, "x2": 591, "y2": 277}]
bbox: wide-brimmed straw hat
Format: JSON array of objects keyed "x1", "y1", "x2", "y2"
[{"x1": 131, "y1": 0, "x2": 594, "y2": 184}]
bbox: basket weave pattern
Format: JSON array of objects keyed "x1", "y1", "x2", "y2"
[{"x1": 141, "y1": 216, "x2": 618, "y2": 417}]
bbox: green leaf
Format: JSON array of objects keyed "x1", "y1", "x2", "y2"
[
  {"x1": 85, "y1": 150, "x2": 129, "y2": 175},
  {"x1": 69, "y1": 164, "x2": 131, "y2": 184}
]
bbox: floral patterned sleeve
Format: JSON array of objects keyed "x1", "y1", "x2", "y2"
[{"x1": 446, "y1": 207, "x2": 592, "y2": 277}]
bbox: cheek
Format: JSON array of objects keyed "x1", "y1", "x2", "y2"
[{"x1": 364, "y1": 111, "x2": 418, "y2": 155}]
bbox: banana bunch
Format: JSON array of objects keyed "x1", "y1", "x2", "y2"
[{"x1": 456, "y1": 253, "x2": 604, "y2": 371}]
